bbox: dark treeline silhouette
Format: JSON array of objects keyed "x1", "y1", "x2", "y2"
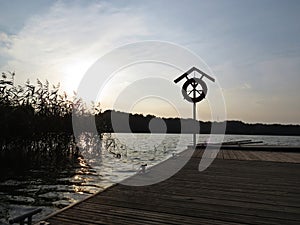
[
  {"x1": 224, "y1": 120, "x2": 300, "y2": 136},
  {"x1": 97, "y1": 110, "x2": 300, "y2": 136},
  {"x1": 96, "y1": 110, "x2": 209, "y2": 134}
]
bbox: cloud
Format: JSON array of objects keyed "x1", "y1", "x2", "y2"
[
  {"x1": 213, "y1": 55, "x2": 300, "y2": 123},
  {"x1": 0, "y1": 1, "x2": 299, "y2": 123},
  {"x1": 0, "y1": 1, "x2": 150, "y2": 92}
]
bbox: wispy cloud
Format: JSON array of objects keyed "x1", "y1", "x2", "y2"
[
  {"x1": 213, "y1": 55, "x2": 300, "y2": 123},
  {"x1": 0, "y1": 1, "x2": 150, "y2": 92}
]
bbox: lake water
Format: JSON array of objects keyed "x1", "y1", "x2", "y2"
[{"x1": 0, "y1": 133, "x2": 299, "y2": 224}]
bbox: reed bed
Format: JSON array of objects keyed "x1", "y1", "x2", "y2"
[{"x1": 0, "y1": 72, "x2": 101, "y2": 175}]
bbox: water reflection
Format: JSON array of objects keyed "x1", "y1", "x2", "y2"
[
  {"x1": 0, "y1": 132, "x2": 184, "y2": 224},
  {"x1": 0, "y1": 133, "x2": 105, "y2": 224}
]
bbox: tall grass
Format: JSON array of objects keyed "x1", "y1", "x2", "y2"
[
  {"x1": 2, "y1": 72, "x2": 66, "y2": 137},
  {"x1": 0, "y1": 72, "x2": 101, "y2": 174}
]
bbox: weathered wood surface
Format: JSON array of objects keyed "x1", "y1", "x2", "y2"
[
  {"x1": 44, "y1": 149, "x2": 300, "y2": 225},
  {"x1": 192, "y1": 149, "x2": 300, "y2": 163},
  {"x1": 193, "y1": 144, "x2": 300, "y2": 153}
]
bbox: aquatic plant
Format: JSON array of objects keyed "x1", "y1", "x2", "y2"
[
  {"x1": 0, "y1": 72, "x2": 103, "y2": 175},
  {"x1": 0, "y1": 72, "x2": 103, "y2": 138}
]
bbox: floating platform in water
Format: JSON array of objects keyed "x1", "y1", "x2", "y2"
[{"x1": 188, "y1": 139, "x2": 300, "y2": 152}]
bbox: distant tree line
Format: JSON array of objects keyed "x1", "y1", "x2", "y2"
[{"x1": 96, "y1": 110, "x2": 300, "y2": 136}]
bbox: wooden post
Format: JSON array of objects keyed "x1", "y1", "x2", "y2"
[{"x1": 193, "y1": 100, "x2": 196, "y2": 148}]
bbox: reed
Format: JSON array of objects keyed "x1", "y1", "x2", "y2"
[{"x1": 0, "y1": 72, "x2": 102, "y2": 175}]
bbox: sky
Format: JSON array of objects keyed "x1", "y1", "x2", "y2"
[{"x1": 0, "y1": 0, "x2": 299, "y2": 124}]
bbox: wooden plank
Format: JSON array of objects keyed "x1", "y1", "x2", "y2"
[
  {"x1": 194, "y1": 146, "x2": 300, "y2": 163},
  {"x1": 82, "y1": 190, "x2": 300, "y2": 215},
  {"x1": 43, "y1": 149, "x2": 300, "y2": 225}
]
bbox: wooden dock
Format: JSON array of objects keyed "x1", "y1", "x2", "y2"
[{"x1": 42, "y1": 149, "x2": 300, "y2": 225}]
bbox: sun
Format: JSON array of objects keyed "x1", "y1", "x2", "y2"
[{"x1": 61, "y1": 59, "x2": 94, "y2": 95}]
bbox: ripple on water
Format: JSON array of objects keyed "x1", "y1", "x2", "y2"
[{"x1": 1, "y1": 133, "x2": 299, "y2": 224}]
